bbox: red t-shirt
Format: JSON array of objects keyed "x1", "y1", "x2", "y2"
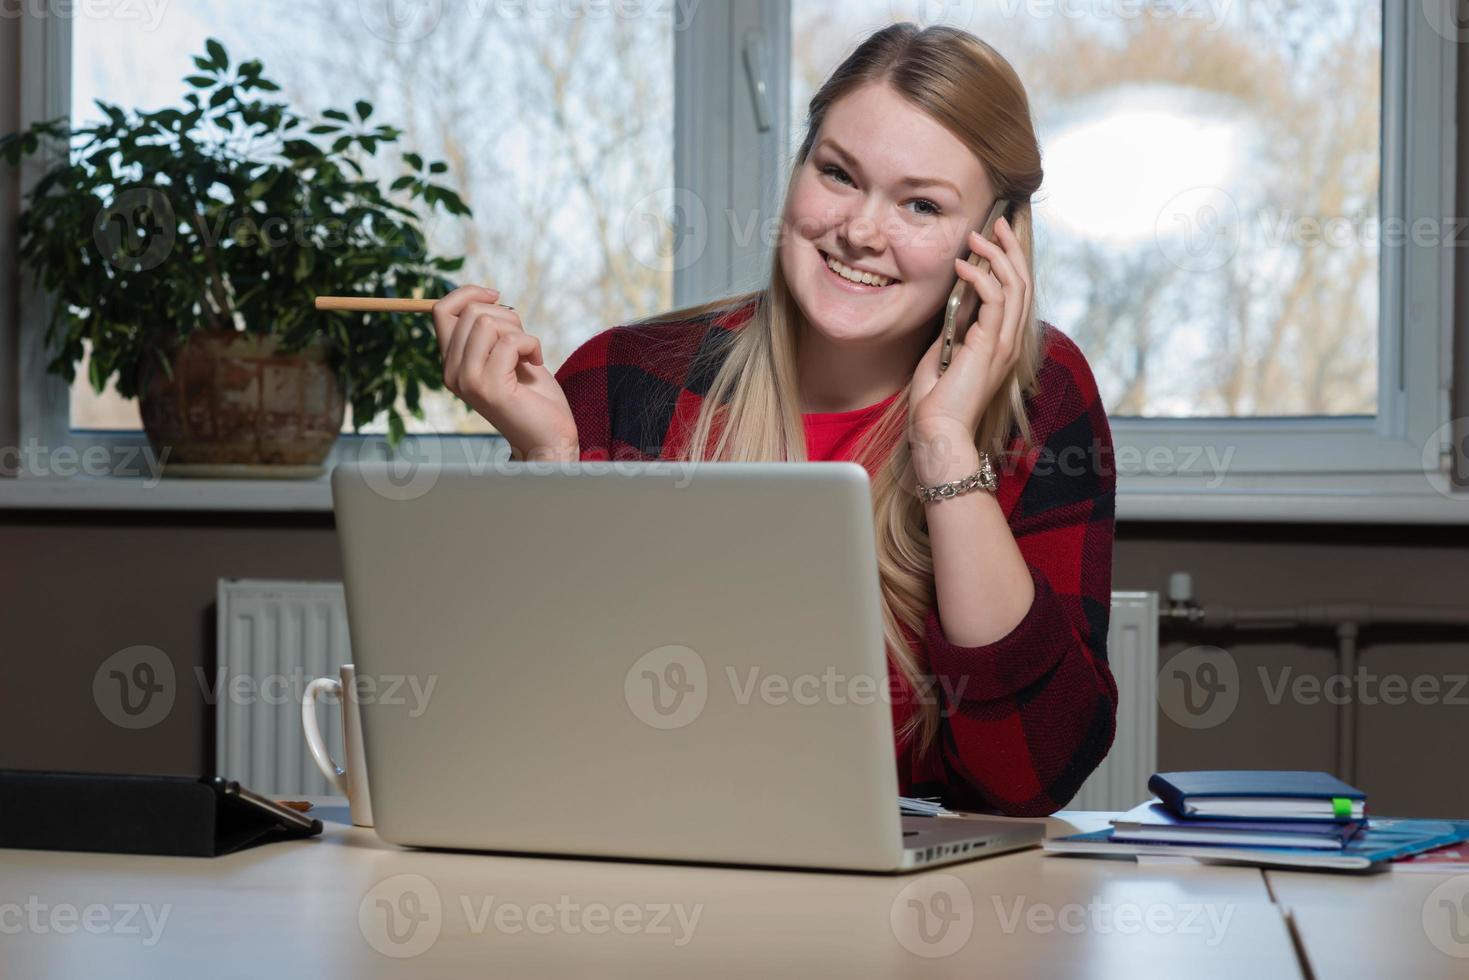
[
  {"x1": 801, "y1": 389, "x2": 929, "y2": 765},
  {"x1": 802, "y1": 390, "x2": 901, "y2": 461}
]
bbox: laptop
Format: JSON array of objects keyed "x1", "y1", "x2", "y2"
[{"x1": 331, "y1": 459, "x2": 1043, "y2": 873}]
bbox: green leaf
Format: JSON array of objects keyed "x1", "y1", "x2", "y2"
[
  {"x1": 283, "y1": 139, "x2": 320, "y2": 159},
  {"x1": 206, "y1": 38, "x2": 229, "y2": 71},
  {"x1": 403, "y1": 152, "x2": 424, "y2": 171},
  {"x1": 387, "y1": 412, "x2": 405, "y2": 446},
  {"x1": 425, "y1": 185, "x2": 470, "y2": 217},
  {"x1": 88, "y1": 351, "x2": 105, "y2": 392},
  {"x1": 185, "y1": 75, "x2": 215, "y2": 88},
  {"x1": 323, "y1": 109, "x2": 351, "y2": 123},
  {"x1": 355, "y1": 100, "x2": 373, "y2": 122},
  {"x1": 255, "y1": 79, "x2": 281, "y2": 92},
  {"x1": 428, "y1": 161, "x2": 448, "y2": 174},
  {"x1": 308, "y1": 124, "x2": 339, "y2": 135},
  {"x1": 153, "y1": 345, "x2": 174, "y2": 381}
]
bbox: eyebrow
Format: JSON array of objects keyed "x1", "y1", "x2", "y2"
[{"x1": 816, "y1": 138, "x2": 963, "y2": 199}]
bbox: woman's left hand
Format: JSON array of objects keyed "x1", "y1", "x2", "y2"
[{"x1": 908, "y1": 214, "x2": 1032, "y2": 483}]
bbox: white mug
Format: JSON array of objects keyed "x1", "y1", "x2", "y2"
[{"x1": 302, "y1": 663, "x2": 374, "y2": 827}]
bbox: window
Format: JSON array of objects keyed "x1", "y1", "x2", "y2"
[
  {"x1": 65, "y1": 0, "x2": 676, "y2": 435},
  {"x1": 10, "y1": 1, "x2": 1456, "y2": 494},
  {"x1": 792, "y1": 2, "x2": 1454, "y2": 478}
]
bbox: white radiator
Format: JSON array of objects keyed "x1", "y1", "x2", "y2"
[
  {"x1": 215, "y1": 579, "x2": 352, "y2": 795},
  {"x1": 1071, "y1": 591, "x2": 1160, "y2": 811},
  {"x1": 215, "y1": 579, "x2": 1159, "y2": 806}
]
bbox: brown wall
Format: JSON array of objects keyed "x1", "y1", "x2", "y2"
[
  {"x1": 2, "y1": 513, "x2": 1466, "y2": 817},
  {"x1": 0, "y1": 511, "x2": 341, "y2": 776},
  {"x1": 1121, "y1": 523, "x2": 1469, "y2": 819}
]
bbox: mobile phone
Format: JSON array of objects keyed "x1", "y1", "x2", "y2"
[
  {"x1": 217, "y1": 777, "x2": 320, "y2": 832},
  {"x1": 939, "y1": 197, "x2": 1012, "y2": 373}
]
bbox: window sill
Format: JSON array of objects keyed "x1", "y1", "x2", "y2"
[
  {"x1": 1115, "y1": 472, "x2": 1469, "y2": 524},
  {"x1": 0, "y1": 470, "x2": 1465, "y2": 523},
  {"x1": 0, "y1": 474, "x2": 334, "y2": 512}
]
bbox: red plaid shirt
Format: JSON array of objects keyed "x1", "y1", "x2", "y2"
[{"x1": 554, "y1": 296, "x2": 1117, "y2": 816}]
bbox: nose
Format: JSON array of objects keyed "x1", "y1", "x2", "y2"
[{"x1": 838, "y1": 195, "x2": 889, "y2": 254}]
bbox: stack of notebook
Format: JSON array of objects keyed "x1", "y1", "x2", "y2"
[
  {"x1": 1112, "y1": 771, "x2": 1366, "y2": 850},
  {"x1": 1044, "y1": 770, "x2": 1469, "y2": 871}
]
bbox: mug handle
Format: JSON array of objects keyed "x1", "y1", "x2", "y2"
[{"x1": 302, "y1": 677, "x2": 350, "y2": 796}]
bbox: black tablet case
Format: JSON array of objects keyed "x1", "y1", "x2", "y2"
[{"x1": 0, "y1": 770, "x2": 323, "y2": 857}]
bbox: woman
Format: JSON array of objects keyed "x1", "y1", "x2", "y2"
[{"x1": 430, "y1": 23, "x2": 1117, "y2": 817}]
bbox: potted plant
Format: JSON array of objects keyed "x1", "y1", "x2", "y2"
[{"x1": 0, "y1": 38, "x2": 470, "y2": 470}]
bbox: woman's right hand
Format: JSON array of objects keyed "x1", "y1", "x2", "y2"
[{"x1": 432, "y1": 284, "x2": 579, "y2": 459}]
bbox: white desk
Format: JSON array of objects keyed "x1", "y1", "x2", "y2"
[
  {"x1": 0, "y1": 805, "x2": 1307, "y2": 979},
  {"x1": 1266, "y1": 868, "x2": 1469, "y2": 980}
]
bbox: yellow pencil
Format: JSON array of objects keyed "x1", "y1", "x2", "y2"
[{"x1": 313, "y1": 297, "x2": 514, "y2": 313}]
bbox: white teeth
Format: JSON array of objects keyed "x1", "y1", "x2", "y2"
[{"x1": 825, "y1": 253, "x2": 892, "y2": 287}]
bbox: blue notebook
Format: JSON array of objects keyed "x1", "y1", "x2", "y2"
[
  {"x1": 1045, "y1": 818, "x2": 1469, "y2": 871},
  {"x1": 1148, "y1": 770, "x2": 1366, "y2": 821},
  {"x1": 1111, "y1": 802, "x2": 1363, "y2": 849}
]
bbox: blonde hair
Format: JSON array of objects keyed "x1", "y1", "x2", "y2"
[{"x1": 637, "y1": 24, "x2": 1045, "y2": 756}]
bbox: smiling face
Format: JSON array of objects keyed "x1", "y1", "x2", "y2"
[{"x1": 780, "y1": 81, "x2": 999, "y2": 350}]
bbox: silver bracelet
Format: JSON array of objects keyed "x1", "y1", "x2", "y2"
[{"x1": 915, "y1": 452, "x2": 998, "y2": 503}]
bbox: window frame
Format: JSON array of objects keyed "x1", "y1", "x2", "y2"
[{"x1": 3, "y1": 2, "x2": 1463, "y2": 504}]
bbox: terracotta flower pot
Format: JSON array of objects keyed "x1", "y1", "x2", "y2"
[{"x1": 139, "y1": 329, "x2": 346, "y2": 467}]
